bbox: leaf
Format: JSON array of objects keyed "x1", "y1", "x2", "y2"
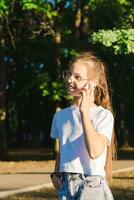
[
  {"x1": 0, "y1": 0, "x2": 8, "y2": 17},
  {"x1": 91, "y1": 29, "x2": 134, "y2": 54}
]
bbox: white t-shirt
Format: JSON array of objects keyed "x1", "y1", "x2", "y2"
[{"x1": 50, "y1": 105, "x2": 114, "y2": 177}]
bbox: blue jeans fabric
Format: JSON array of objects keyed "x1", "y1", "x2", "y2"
[{"x1": 57, "y1": 173, "x2": 114, "y2": 200}]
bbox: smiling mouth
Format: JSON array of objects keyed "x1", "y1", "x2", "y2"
[
  {"x1": 67, "y1": 85, "x2": 76, "y2": 91},
  {"x1": 67, "y1": 88, "x2": 74, "y2": 92}
]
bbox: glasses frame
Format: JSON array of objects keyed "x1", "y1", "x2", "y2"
[{"x1": 62, "y1": 70, "x2": 90, "y2": 82}]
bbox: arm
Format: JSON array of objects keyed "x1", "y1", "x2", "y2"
[
  {"x1": 81, "y1": 111, "x2": 108, "y2": 159},
  {"x1": 51, "y1": 140, "x2": 62, "y2": 189},
  {"x1": 79, "y1": 83, "x2": 109, "y2": 159},
  {"x1": 54, "y1": 152, "x2": 60, "y2": 172}
]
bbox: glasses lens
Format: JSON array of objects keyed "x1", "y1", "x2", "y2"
[{"x1": 62, "y1": 70, "x2": 70, "y2": 81}]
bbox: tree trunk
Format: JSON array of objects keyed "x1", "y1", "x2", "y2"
[
  {"x1": 73, "y1": 1, "x2": 89, "y2": 49},
  {"x1": 0, "y1": 19, "x2": 7, "y2": 155},
  {"x1": 116, "y1": 56, "x2": 129, "y2": 147}
]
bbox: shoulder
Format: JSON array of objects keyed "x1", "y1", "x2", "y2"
[
  {"x1": 54, "y1": 106, "x2": 71, "y2": 118},
  {"x1": 95, "y1": 106, "x2": 114, "y2": 121}
]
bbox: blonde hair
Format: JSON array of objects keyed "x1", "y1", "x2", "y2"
[{"x1": 70, "y1": 51, "x2": 116, "y2": 181}]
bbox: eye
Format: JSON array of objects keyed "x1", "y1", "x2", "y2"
[{"x1": 74, "y1": 74, "x2": 82, "y2": 81}]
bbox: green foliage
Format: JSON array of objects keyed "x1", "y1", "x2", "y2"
[
  {"x1": 88, "y1": 0, "x2": 129, "y2": 7},
  {"x1": 91, "y1": 29, "x2": 134, "y2": 54},
  {"x1": 61, "y1": 48, "x2": 78, "y2": 58},
  {"x1": 39, "y1": 79, "x2": 72, "y2": 101},
  {"x1": 122, "y1": 8, "x2": 134, "y2": 28},
  {"x1": 51, "y1": 81, "x2": 67, "y2": 101},
  {"x1": 20, "y1": 72, "x2": 50, "y2": 94},
  {"x1": 20, "y1": 68, "x2": 70, "y2": 102},
  {"x1": 0, "y1": 0, "x2": 8, "y2": 17},
  {"x1": 21, "y1": 0, "x2": 58, "y2": 19},
  {"x1": 0, "y1": 0, "x2": 133, "y2": 148}
]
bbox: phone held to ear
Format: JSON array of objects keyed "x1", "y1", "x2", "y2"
[
  {"x1": 79, "y1": 81, "x2": 96, "y2": 96},
  {"x1": 83, "y1": 81, "x2": 96, "y2": 90},
  {"x1": 84, "y1": 82, "x2": 90, "y2": 89}
]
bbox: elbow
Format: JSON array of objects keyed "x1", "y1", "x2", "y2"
[
  {"x1": 85, "y1": 144, "x2": 102, "y2": 159},
  {"x1": 87, "y1": 149, "x2": 100, "y2": 159},
  {"x1": 90, "y1": 153, "x2": 99, "y2": 159}
]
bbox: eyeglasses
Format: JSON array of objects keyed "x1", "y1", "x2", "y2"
[{"x1": 62, "y1": 70, "x2": 90, "y2": 82}]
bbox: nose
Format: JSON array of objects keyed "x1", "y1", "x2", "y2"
[{"x1": 68, "y1": 74, "x2": 75, "y2": 83}]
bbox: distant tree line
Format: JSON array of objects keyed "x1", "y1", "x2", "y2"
[{"x1": 0, "y1": 0, "x2": 134, "y2": 154}]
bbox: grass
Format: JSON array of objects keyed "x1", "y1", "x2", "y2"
[
  {"x1": 3, "y1": 187, "x2": 58, "y2": 200},
  {"x1": 2, "y1": 170, "x2": 134, "y2": 200},
  {"x1": 111, "y1": 170, "x2": 134, "y2": 200},
  {"x1": 0, "y1": 160, "x2": 54, "y2": 174}
]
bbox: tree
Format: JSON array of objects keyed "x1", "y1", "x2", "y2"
[
  {"x1": 89, "y1": 0, "x2": 134, "y2": 146},
  {"x1": 0, "y1": 0, "x2": 8, "y2": 153},
  {"x1": 0, "y1": 0, "x2": 133, "y2": 152}
]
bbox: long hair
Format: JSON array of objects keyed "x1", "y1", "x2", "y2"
[{"x1": 70, "y1": 51, "x2": 116, "y2": 181}]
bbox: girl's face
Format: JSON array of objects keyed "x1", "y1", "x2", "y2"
[{"x1": 66, "y1": 61, "x2": 94, "y2": 97}]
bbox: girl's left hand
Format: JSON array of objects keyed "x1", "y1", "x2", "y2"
[{"x1": 79, "y1": 82, "x2": 95, "y2": 114}]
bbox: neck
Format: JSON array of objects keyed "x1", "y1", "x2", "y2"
[{"x1": 73, "y1": 96, "x2": 81, "y2": 107}]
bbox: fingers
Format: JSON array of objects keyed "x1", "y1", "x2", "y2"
[
  {"x1": 80, "y1": 89, "x2": 87, "y2": 97},
  {"x1": 51, "y1": 176, "x2": 62, "y2": 190},
  {"x1": 81, "y1": 86, "x2": 94, "y2": 96},
  {"x1": 80, "y1": 81, "x2": 96, "y2": 98}
]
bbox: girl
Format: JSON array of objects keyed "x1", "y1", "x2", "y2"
[{"x1": 50, "y1": 51, "x2": 115, "y2": 200}]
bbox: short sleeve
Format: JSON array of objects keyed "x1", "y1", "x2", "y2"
[
  {"x1": 50, "y1": 113, "x2": 59, "y2": 139},
  {"x1": 96, "y1": 110, "x2": 114, "y2": 145}
]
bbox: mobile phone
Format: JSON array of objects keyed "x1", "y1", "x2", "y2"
[
  {"x1": 83, "y1": 82, "x2": 96, "y2": 90},
  {"x1": 84, "y1": 82, "x2": 90, "y2": 89}
]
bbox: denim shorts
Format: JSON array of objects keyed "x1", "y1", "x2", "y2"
[{"x1": 57, "y1": 173, "x2": 114, "y2": 200}]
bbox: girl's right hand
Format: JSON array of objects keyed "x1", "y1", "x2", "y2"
[{"x1": 51, "y1": 174, "x2": 63, "y2": 190}]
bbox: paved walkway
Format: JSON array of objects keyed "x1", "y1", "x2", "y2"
[{"x1": 0, "y1": 160, "x2": 134, "y2": 198}]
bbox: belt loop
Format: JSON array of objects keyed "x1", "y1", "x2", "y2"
[{"x1": 82, "y1": 173, "x2": 86, "y2": 180}]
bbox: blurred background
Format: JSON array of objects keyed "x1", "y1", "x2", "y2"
[{"x1": 0, "y1": 0, "x2": 134, "y2": 159}]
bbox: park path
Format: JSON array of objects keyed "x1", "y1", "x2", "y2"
[{"x1": 0, "y1": 160, "x2": 134, "y2": 198}]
